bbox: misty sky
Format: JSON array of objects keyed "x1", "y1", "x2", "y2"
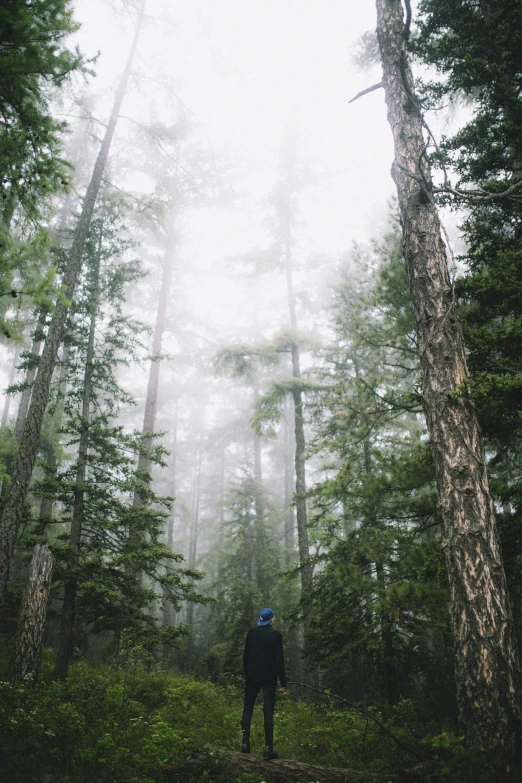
[{"x1": 71, "y1": 0, "x2": 397, "y2": 330}]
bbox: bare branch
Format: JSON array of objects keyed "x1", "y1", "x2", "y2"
[{"x1": 348, "y1": 82, "x2": 383, "y2": 104}]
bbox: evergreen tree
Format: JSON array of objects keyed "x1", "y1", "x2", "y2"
[
  {"x1": 215, "y1": 476, "x2": 280, "y2": 677},
  {"x1": 0, "y1": 0, "x2": 85, "y2": 330},
  {"x1": 412, "y1": 0, "x2": 522, "y2": 641},
  {"x1": 31, "y1": 195, "x2": 202, "y2": 666},
  {"x1": 307, "y1": 228, "x2": 451, "y2": 711},
  {"x1": 374, "y1": 0, "x2": 522, "y2": 772}
]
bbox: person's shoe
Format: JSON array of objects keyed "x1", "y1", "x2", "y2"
[
  {"x1": 262, "y1": 747, "x2": 278, "y2": 760},
  {"x1": 240, "y1": 741, "x2": 251, "y2": 753}
]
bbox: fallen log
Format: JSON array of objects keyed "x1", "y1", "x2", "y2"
[{"x1": 164, "y1": 750, "x2": 401, "y2": 782}]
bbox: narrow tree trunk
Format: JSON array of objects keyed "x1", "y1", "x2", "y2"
[
  {"x1": 0, "y1": 2, "x2": 146, "y2": 609},
  {"x1": 133, "y1": 235, "x2": 175, "y2": 508},
  {"x1": 186, "y1": 448, "x2": 201, "y2": 669},
  {"x1": 375, "y1": 0, "x2": 522, "y2": 771},
  {"x1": 37, "y1": 345, "x2": 70, "y2": 533},
  {"x1": 284, "y1": 239, "x2": 317, "y2": 689},
  {"x1": 8, "y1": 544, "x2": 53, "y2": 683},
  {"x1": 284, "y1": 242, "x2": 312, "y2": 595},
  {"x1": 163, "y1": 404, "x2": 177, "y2": 630},
  {"x1": 13, "y1": 312, "x2": 47, "y2": 445},
  {"x1": 54, "y1": 242, "x2": 100, "y2": 681},
  {"x1": 283, "y1": 398, "x2": 295, "y2": 565}
]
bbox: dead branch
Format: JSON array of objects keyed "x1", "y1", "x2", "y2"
[{"x1": 349, "y1": 82, "x2": 383, "y2": 103}]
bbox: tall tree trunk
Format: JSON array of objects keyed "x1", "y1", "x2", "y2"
[
  {"x1": 133, "y1": 229, "x2": 176, "y2": 508},
  {"x1": 185, "y1": 448, "x2": 201, "y2": 670},
  {"x1": 375, "y1": 0, "x2": 522, "y2": 772},
  {"x1": 37, "y1": 345, "x2": 70, "y2": 533},
  {"x1": 163, "y1": 403, "x2": 177, "y2": 630},
  {"x1": 284, "y1": 241, "x2": 312, "y2": 596},
  {"x1": 54, "y1": 241, "x2": 100, "y2": 681},
  {"x1": 8, "y1": 544, "x2": 53, "y2": 683},
  {"x1": 284, "y1": 238, "x2": 317, "y2": 689},
  {"x1": 13, "y1": 312, "x2": 47, "y2": 445},
  {"x1": 283, "y1": 397, "x2": 295, "y2": 565},
  {"x1": 0, "y1": 2, "x2": 146, "y2": 609}
]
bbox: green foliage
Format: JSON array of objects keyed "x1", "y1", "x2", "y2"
[
  {"x1": 214, "y1": 477, "x2": 281, "y2": 676},
  {"x1": 0, "y1": 664, "x2": 240, "y2": 783},
  {"x1": 30, "y1": 195, "x2": 204, "y2": 649},
  {"x1": 0, "y1": 0, "x2": 88, "y2": 336},
  {"x1": 306, "y1": 224, "x2": 453, "y2": 713},
  {"x1": 412, "y1": 0, "x2": 522, "y2": 643},
  {"x1": 252, "y1": 377, "x2": 320, "y2": 438},
  {"x1": 0, "y1": 661, "x2": 434, "y2": 782},
  {"x1": 424, "y1": 732, "x2": 489, "y2": 783}
]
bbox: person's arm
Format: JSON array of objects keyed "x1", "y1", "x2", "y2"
[{"x1": 275, "y1": 632, "x2": 286, "y2": 689}]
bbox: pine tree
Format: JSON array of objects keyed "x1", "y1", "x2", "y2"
[
  {"x1": 307, "y1": 228, "x2": 450, "y2": 710},
  {"x1": 374, "y1": 0, "x2": 522, "y2": 772},
  {"x1": 0, "y1": 0, "x2": 146, "y2": 609}
]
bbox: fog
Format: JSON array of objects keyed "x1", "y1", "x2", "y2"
[{"x1": 0, "y1": 0, "x2": 461, "y2": 670}]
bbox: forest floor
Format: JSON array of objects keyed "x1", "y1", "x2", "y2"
[{"x1": 0, "y1": 654, "x2": 487, "y2": 783}]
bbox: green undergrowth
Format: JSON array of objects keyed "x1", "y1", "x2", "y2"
[{"x1": 0, "y1": 655, "x2": 481, "y2": 783}]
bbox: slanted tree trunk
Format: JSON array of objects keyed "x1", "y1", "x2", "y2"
[
  {"x1": 37, "y1": 345, "x2": 70, "y2": 533},
  {"x1": 8, "y1": 544, "x2": 53, "y2": 683},
  {"x1": 0, "y1": 1, "x2": 146, "y2": 609},
  {"x1": 0, "y1": 315, "x2": 46, "y2": 501},
  {"x1": 375, "y1": 0, "x2": 522, "y2": 772},
  {"x1": 13, "y1": 313, "x2": 47, "y2": 445},
  {"x1": 54, "y1": 243, "x2": 100, "y2": 681}
]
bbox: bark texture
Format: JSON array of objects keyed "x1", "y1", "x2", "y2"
[
  {"x1": 166, "y1": 751, "x2": 399, "y2": 783},
  {"x1": 8, "y1": 544, "x2": 53, "y2": 682},
  {"x1": 375, "y1": 0, "x2": 522, "y2": 772},
  {"x1": 0, "y1": 2, "x2": 145, "y2": 609}
]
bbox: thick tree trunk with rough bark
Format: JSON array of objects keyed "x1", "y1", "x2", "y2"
[
  {"x1": 0, "y1": 2, "x2": 145, "y2": 609},
  {"x1": 8, "y1": 544, "x2": 53, "y2": 682},
  {"x1": 54, "y1": 249, "x2": 100, "y2": 681},
  {"x1": 375, "y1": 0, "x2": 522, "y2": 772}
]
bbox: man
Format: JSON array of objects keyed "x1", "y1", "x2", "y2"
[{"x1": 241, "y1": 607, "x2": 286, "y2": 760}]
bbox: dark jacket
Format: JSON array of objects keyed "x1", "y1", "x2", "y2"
[{"x1": 243, "y1": 625, "x2": 286, "y2": 687}]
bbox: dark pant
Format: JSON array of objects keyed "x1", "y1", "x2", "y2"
[{"x1": 241, "y1": 678, "x2": 277, "y2": 748}]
